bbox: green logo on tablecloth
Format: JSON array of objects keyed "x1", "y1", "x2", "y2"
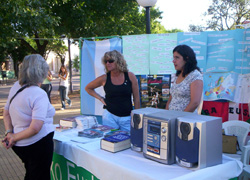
[{"x1": 51, "y1": 153, "x2": 99, "y2": 180}]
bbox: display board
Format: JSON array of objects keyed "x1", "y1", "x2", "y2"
[
  {"x1": 177, "y1": 32, "x2": 207, "y2": 72},
  {"x1": 80, "y1": 29, "x2": 250, "y2": 120},
  {"x1": 123, "y1": 34, "x2": 150, "y2": 74},
  {"x1": 149, "y1": 33, "x2": 177, "y2": 74}
]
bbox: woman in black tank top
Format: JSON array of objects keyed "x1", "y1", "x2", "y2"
[{"x1": 85, "y1": 50, "x2": 140, "y2": 131}]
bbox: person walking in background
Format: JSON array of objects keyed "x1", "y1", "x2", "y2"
[
  {"x1": 85, "y1": 50, "x2": 140, "y2": 132},
  {"x1": 2, "y1": 54, "x2": 55, "y2": 180},
  {"x1": 165, "y1": 44, "x2": 203, "y2": 114},
  {"x1": 58, "y1": 65, "x2": 72, "y2": 110},
  {"x1": 65, "y1": 79, "x2": 72, "y2": 106},
  {"x1": 41, "y1": 70, "x2": 53, "y2": 102}
]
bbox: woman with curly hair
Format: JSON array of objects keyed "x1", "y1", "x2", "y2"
[{"x1": 85, "y1": 50, "x2": 140, "y2": 131}]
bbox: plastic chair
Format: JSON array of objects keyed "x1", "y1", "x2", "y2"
[
  {"x1": 239, "y1": 144, "x2": 250, "y2": 180},
  {"x1": 222, "y1": 120, "x2": 250, "y2": 153}
]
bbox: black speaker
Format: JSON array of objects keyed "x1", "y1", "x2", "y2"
[{"x1": 176, "y1": 114, "x2": 222, "y2": 169}]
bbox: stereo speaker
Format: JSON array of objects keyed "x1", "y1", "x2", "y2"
[
  {"x1": 176, "y1": 114, "x2": 222, "y2": 169},
  {"x1": 130, "y1": 108, "x2": 165, "y2": 152}
]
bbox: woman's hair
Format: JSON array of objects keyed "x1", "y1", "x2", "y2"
[
  {"x1": 101, "y1": 50, "x2": 128, "y2": 73},
  {"x1": 59, "y1": 65, "x2": 68, "y2": 76},
  {"x1": 173, "y1": 44, "x2": 200, "y2": 77},
  {"x1": 19, "y1": 54, "x2": 49, "y2": 86}
]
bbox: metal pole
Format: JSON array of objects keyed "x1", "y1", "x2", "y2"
[
  {"x1": 68, "y1": 38, "x2": 73, "y2": 93},
  {"x1": 146, "y1": 6, "x2": 151, "y2": 34}
]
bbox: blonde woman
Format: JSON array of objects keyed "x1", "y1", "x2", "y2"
[{"x1": 85, "y1": 50, "x2": 140, "y2": 131}]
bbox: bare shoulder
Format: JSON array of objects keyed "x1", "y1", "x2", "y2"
[
  {"x1": 98, "y1": 74, "x2": 107, "y2": 80},
  {"x1": 96, "y1": 74, "x2": 107, "y2": 85},
  {"x1": 128, "y1": 71, "x2": 136, "y2": 79},
  {"x1": 128, "y1": 72, "x2": 138, "y2": 84}
]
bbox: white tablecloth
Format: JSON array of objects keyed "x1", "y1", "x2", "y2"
[{"x1": 53, "y1": 129, "x2": 243, "y2": 180}]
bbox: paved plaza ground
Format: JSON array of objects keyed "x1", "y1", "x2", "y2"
[{"x1": 0, "y1": 74, "x2": 81, "y2": 179}]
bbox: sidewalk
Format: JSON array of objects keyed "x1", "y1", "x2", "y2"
[{"x1": 0, "y1": 74, "x2": 81, "y2": 179}]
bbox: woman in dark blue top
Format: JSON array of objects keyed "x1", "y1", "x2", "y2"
[{"x1": 85, "y1": 50, "x2": 140, "y2": 131}]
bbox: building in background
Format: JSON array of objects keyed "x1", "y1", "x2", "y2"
[{"x1": 46, "y1": 41, "x2": 79, "y2": 76}]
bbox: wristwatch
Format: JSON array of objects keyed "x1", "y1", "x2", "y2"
[{"x1": 5, "y1": 130, "x2": 12, "y2": 136}]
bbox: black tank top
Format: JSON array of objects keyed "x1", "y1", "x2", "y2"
[{"x1": 104, "y1": 72, "x2": 132, "y2": 117}]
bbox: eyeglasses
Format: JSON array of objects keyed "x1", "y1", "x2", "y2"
[{"x1": 104, "y1": 59, "x2": 115, "y2": 64}]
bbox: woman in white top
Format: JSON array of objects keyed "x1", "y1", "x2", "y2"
[
  {"x1": 2, "y1": 54, "x2": 55, "y2": 180},
  {"x1": 165, "y1": 45, "x2": 203, "y2": 113},
  {"x1": 58, "y1": 65, "x2": 72, "y2": 110}
]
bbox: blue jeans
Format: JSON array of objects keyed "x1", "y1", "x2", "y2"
[
  {"x1": 59, "y1": 86, "x2": 71, "y2": 108},
  {"x1": 102, "y1": 109, "x2": 131, "y2": 132}
]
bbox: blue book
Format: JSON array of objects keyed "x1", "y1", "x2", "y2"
[{"x1": 101, "y1": 133, "x2": 130, "y2": 153}]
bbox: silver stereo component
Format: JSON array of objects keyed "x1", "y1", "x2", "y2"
[
  {"x1": 143, "y1": 110, "x2": 191, "y2": 164},
  {"x1": 130, "y1": 108, "x2": 165, "y2": 152},
  {"x1": 176, "y1": 114, "x2": 222, "y2": 169}
]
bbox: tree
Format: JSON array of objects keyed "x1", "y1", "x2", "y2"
[
  {"x1": 0, "y1": 0, "x2": 61, "y2": 71},
  {"x1": 189, "y1": 0, "x2": 250, "y2": 31},
  {"x1": 44, "y1": 40, "x2": 68, "y2": 64},
  {"x1": 189, "y1": 25, "x2": 205, "y2": 32},
  {"x1": 166, "y1": 29, "x2": 183, "y2": 33},
  {"x1": 73, "y1": 55, "x2": 80, "y2": 72},
  {"x1": 1, "y1": 0, "x2": 165, "y2": 63},
  {"x1": 52, "y1": 0, "x2": 164, "y2": 37},
  {"x1": 4, "y1": 0, "x2": 59, "y2": 56}
]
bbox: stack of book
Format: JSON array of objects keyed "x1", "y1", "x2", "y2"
[
  {"x1": 55, "y1": 125, "x2": 73, "y2": 132},
  {"x1": 59, "y1": 116, "x2": 78, "y2": 128},
  {"x1": 75, "y1": 116, "x2": 98, "y2": 130},
  {"x1": 101, "y1": 132, "x2": 130, "y2": 153}
]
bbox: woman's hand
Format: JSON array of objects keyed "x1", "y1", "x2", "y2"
[
  {"x1": 100, "y1": 97, "x2": 107, "y2": 106},
  {"x1": 2, "y1": 133, "x2": 16, "y2": 149}
]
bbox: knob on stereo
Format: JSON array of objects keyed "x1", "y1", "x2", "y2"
[{"x1": 162, "y1": 127, "x2": 166, "y2": 133}]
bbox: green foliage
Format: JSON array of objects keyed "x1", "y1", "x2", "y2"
[
  {"x1": 165, "y1": 29, "x2": 183, "y2": 33},
  {"x1": 0, "y1": 0, "x2": 165, "y2": 66},
  {"x1": 0, "y1": 0, "x2": 60, "y2": 65},
  {"x1": 52, "y1": 0, "x2": 164, "y2": 37},
  {"x1": 73, "y1": 55, "x2": 80, "y2": 71}
]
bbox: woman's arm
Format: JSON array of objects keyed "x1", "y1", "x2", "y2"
[
  {"x1": 184, "y1": 79, "x2": 203, "y2": 112},
  {"x1": 59, "y1": 72, "x2": 68, "y2": 80},
  {"x1": 3, "y1": 119, "x2": 44, "y2": 149},
  {"x1": 128, "y1": 72, "x2": 140, "y2": 109},
  {"x1": 165, "y1": 94, "x2": 172, "y2": 110},
  {"x1": 3, "y1": 109, "x2": 13, "y2": 136},
  {"x1": 47, "y1": 71, "x2": 53, "y2": 81},
  {"x1": 85, "y1": 75, "x2": 107, "y2": 105}
]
